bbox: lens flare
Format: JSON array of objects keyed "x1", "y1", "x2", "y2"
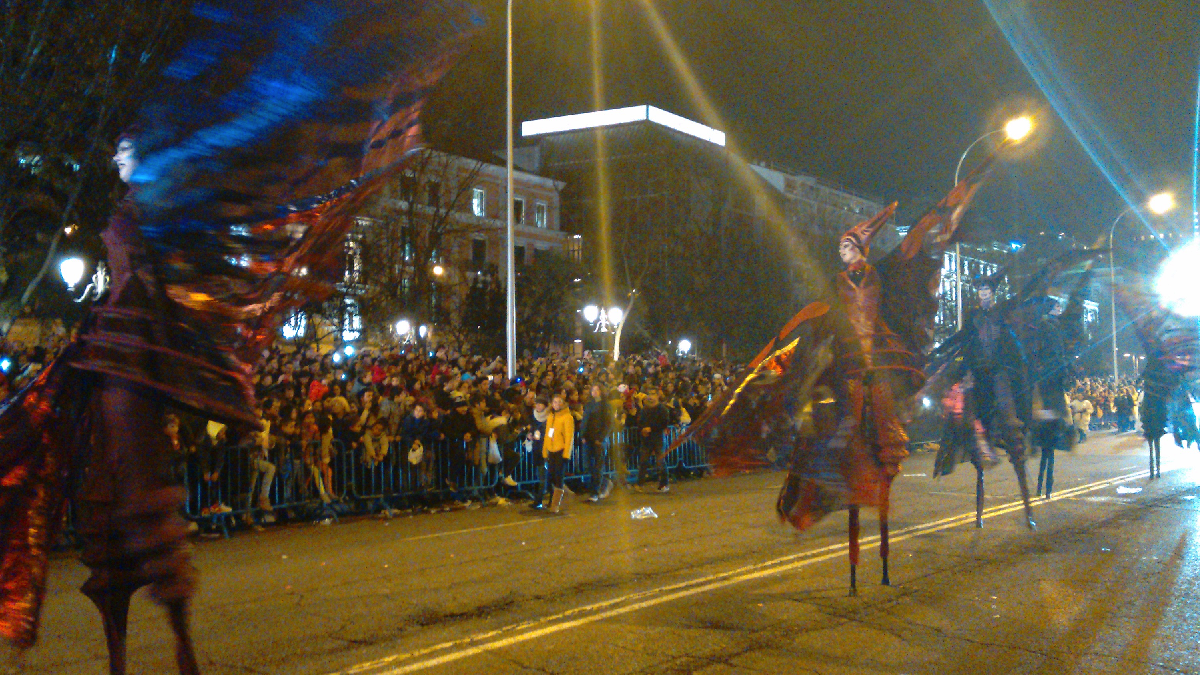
[{"x1": 1155, "y1": 238, "x2": 1200, "y2": 317}]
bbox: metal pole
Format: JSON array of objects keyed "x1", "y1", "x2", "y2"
[
  {"x1": 1108, "y1": 206, "x2": 1132, "y2": 385},
  {"x1": 505, "y1": 0, "x2": 517, "y2": 380},
  {"x1": 955, "y1": 242, "x2": 963, "y2": 331},
  {"x1": 952, "y1": 129, "x2": 1004, "y2": 333}
]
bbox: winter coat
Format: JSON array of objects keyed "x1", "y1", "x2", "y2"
[
  {"x1": 1070, "y1": 398, "x2": 1093, "y2": 430},
  {"x1": 580, "y1": 399, "x2": 612, "y2": 442},
  {"x1": 543, "y1": 407, "x2": 575, "y2": 459}
]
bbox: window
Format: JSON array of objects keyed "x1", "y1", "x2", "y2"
[
  {"x1": 471, "y1": 187, "x2": 486, "y2": 217},
  {"x1": 514, "y1": 245, "x2": 526, "y2": 266},
  {"x1": 341, "y1": 298, "x2": 362, "y2": 342},
  {"x1": 399, "y1": 173, "x2": 416, "y2": 202},
  {"x1": 344, "y1": 237, "x2": 362, "y2": 285},
  {"x1": 471, "y1": 238, "x2": 487, "y2": 269},
  {"x1": 513, "y1": 197, "x2": 525, "y2": 225},
  {"x1": 535, "y1": 201, "x2": 548, "y2": 228},
  {"x1": 427, "y1": 180, "x2": 441, "y2": 208}
]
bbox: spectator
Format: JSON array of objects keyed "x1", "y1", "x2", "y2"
[
  {"x1": 580, "y1": 384, "x2": 613, "y2": 501},
  {"x1": 1070, "y1": 395, "x2": 1093, "y2": 443},
  {"x1": 635, "y1": 389, "x2": 672, "y2": 493},
  {"x1": 200, "y1": 422, "x2": 234, "y2": 515},
  {"x1": 544, "y1": 393, "x2": 575, "y2": 514}
]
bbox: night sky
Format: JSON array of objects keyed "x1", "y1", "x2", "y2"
[{"x1": 426, "y1": 0, "x2": 1200, "y2": 247}]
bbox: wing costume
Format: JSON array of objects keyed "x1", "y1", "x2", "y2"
[
  {"x1": 0, "y1": 0, "x2": 476, "y2": 658},
  {"x1": 1114, "y1": 269, "x2": 1200, "y2": 476},
  {"x1": 672, "y1": 155, "x2": 992, "y2": 591}
]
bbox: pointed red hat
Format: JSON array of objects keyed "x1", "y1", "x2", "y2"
[{"x1": 840, "y1": 202, "x2": 898, "y2": 255}]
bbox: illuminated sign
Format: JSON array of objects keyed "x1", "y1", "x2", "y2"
[{"x1": 522, "y1": 106, "x2": 726, "y2": 147}]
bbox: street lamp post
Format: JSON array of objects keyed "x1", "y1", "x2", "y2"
[
  {"x1": 582, "y1": 304, "x2": 623, "y2": 362},
  {"x1": 1108, "y1": 192, "x2": 1175, "y2": 384},
  {"x1": 504, "y1": 0, "x2": 517, "y2": 380},
  {"x1": 951, "y1": 116, "x2": 1034, "y2": 330}
]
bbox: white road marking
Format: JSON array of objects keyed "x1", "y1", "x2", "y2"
[
  {"x1": 392, "y1": 517, "x2": 565, "y2": 544},
  {"x1": 333, "y1": 468, "x2": 1153, "y2": 675}
]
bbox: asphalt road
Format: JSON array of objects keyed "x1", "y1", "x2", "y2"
[{"x1": 17, "y1": 431, "x2": 1200, "y2": 675}]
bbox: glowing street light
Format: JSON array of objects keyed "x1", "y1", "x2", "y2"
[
  {"x1": 432, "y1": 264, "x2": 445, "y2": 277},
  {"x1": 395, "y1": 319, "x2": 412, "y2": 336},
  {"x1": 1003, "y1": 116, "x2": 1034, "y2": 143},
  {"x1": 678, "y1": 339, "x2": 692, "y2": 355},
  {"x1": 1148, "y1": 192, "x2": 1176, "y2": 215},
  {"x1": 607, "y1": 306, "x2": 624, "y2": 325},
  {"x1": 418, "y1": 324, "x2": 429, "y2": 339},
  {"x1": 1155, "y1": 238, "x2": 1200, "y2": 317},
  {"x1": 582, "y1": 304, "x2": 600, "y2": 324},
  {"x1": 59, "y1": 257, "x2": 85, "y2": 291},
  {"x1": 952, "y1": 115, "x2": 1037, "y2": 329}
]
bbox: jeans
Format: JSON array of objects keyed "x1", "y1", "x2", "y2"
[
  {"x1": 585, "y1": 436, "x2": 608, "y2": 495},
  {"x1": 636, "y1": 433, "x2": 668, "y2": 488},
  {"x1": 247, "y1": 457, "x2": 276, "y2": 506}
]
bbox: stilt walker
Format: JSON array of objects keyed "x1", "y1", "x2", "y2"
[
  {"x1": 1113, "y1": 271, "x2": 1200, "y2": 479},
  {"x1": 927, "y1": 250, "x2": 1100, "y2": 526},
  {"x1": 0, "y1": 2, "x2": 474, "y2": 672},
  {"x1": 673, "y1": 159, "x2": 992, "y2": 595}
]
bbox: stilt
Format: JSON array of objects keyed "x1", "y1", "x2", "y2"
[
  {"x1": 974, "y1": 466, "x2": 985, "y2": 528},
  {"x1": 83, "y1": 585, "x2": 135, "y2": 675},
  {"x1": 1036, "y1": 449, "x2": 1047, "y2": 496},
  {"x1": 165, "y1": 599, "x2": 200, "y2": 675},
  {"x1": 1153, "y1": 437, "x2": 1162, "y2": 478},
  {"x1": 1043, "y1": 447, "x2": 1055, "y2": 499},
  {"x1": 1013, "y1": 458, "x2": 1035, "y2": 530},
  {"x1": 848, "y1": 505, "x2": 860, "y2": 596},
  {"x1": 879, "y1": 478, "x2": 892, "y2": 586}
]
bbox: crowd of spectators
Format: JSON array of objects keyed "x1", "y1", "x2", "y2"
[
  {"x1": 10, "y1": 328, "x2": 1199, "y2": 530},
  {"x1": 227, "y1": 338, "x2": 735, "y2": 509}
]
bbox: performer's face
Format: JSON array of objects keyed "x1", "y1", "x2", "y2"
[
  {"x1": 978, "y1": 286, "x2": 994, "y2": 307},
  {"x1": 838, "y1": 240, "x2": 864, "y2": 265},
  {"x1": 112, "y1": 138, "x2": 137, "y2": 183}
]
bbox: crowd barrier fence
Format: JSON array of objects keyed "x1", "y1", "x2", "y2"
[{"x1": 179, "y1": 426, "x2": 709, "y2": 535}]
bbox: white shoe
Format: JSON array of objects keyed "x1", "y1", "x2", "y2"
[
  {"x1": 502, "y1": 475, "x2": 518, "y2": 487},
  {"x1": 657, "y1": 485, "x2": 670, "y2": 493},
  {"x1": 598, "y1": 479, "x2": 613, "y2": 499}
]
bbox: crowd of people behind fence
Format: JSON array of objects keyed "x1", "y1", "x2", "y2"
[{"x1": 5, "y1": 330, "x2": 1197, "y2": 531}]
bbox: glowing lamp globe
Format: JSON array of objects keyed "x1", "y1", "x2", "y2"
[
  {"x1": 1155, "y1": 238, "x2": 1200, "y2": 317},
  {"x1": 418, "y1": 325, "x2": 429, "y2": 339},
  {"x1": 582, "y1": 305, "x2": 600, "y2": 324},
  {"x1": 607, "y1": 307, "x2": 624, "y2": 324},
  {"x1": 395, "y1": 319, "x2": 411, "y2": 335},
  {"x1": 1147, "y1": 192, "x2": 1175, "y2": 216},
  {"x1": 1004, "y1": 116, "x2": 1033, "y2": 142},
  {"x1": 678, "y1": 339, "x2": 692, "y2": 355},
  {"x1": 60, "y1": 257, "x2": 85, "y2": 290}
]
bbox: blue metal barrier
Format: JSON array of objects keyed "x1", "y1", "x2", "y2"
[{"x1": 181, "y1": 425, "x2": 707, "y2": 534}]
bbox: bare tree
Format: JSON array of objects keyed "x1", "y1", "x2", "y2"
[
  {"x1": 0, "y1": 0, "x2": 190, "y2": 330},
  {"x1": 353, "y1": 149, "x2": 486, "y2": 340}
]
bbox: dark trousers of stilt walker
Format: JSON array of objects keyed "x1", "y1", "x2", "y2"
[{"x1": 76, "y1": 377, "x2": 200, "y2": 675}]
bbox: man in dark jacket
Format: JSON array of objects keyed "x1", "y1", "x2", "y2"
[
  {"x1": 580, "y1": 384, "x2": 613, "y2": 501},
  {"x1": 635, "y1": 390, "x2": 673, "y2": 492},
  {"x1": 440, "y1": 392, "x2": 477, "y2": 492}
]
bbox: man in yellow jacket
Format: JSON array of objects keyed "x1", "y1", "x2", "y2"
[{"x1": 544, "y1": 393, "x2": 576, "y2": 513}]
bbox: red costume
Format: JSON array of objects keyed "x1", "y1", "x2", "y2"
[{"x1": 677, "y1": 166, "x2": 989, "y2": 593}]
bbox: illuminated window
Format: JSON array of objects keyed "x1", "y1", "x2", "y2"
[
  {"x1": 535, "y1": 201, "x2": 548, "y2": 228},
  {"x1": 471, "y1": 187, "x2": 486, "y2": 217},
  {"x1": 341, "y1": 298, "x2": 362, "y2": 342},
  {"x1": 513, "y1": 197, "x2": 525, "y2": 225}
]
